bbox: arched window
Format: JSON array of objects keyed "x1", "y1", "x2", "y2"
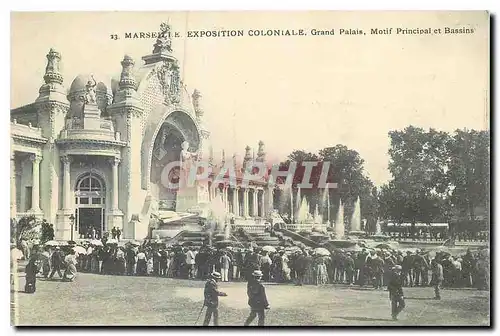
[{"x1": 75, "y1": 173, "x2": 106, "y2": 206}]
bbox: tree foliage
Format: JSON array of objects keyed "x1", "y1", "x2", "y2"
[
  {"x1": 277, "y1": 145, "x2": 378, "y2": 230},
  {"x1": 11, "y1": 215, "x2": 41, "y2": 247},
  {"x1": 379, "y1": 126, "x2": 490, "y2": 227}
]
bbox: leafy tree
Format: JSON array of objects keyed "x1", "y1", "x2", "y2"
[
  {"x1": 382, "y1": 126, "x2": 452, "y2": 227},
  {"x1": 447, "y1": 129, "x2": 490, "y2": 221},
  {"x1": 319, "y1": 145, "x2": 376, "y2": 231},
  {"x1": 40, "y1": 220, "x2": 53, "y2": 243},
  {"x1": 11, "y1": 215, "x2": 41, "y2": 247},
  {"x1": 275, "y1": 145, "x2": 377, "y2": 230}
]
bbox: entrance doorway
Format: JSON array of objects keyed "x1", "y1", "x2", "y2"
[
  {"x1": 75, "y1": 172, "x2": 106, "y2": 239},
  {"x1": 77, "y1": 208, "x2": 104, "y2": 239}
]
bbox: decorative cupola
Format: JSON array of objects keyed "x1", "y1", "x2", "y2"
[
  {"x1": 36, "y1": 48, "x2": 67, "y2": 103},
  {"x1": 256, "y1": 140, "x2": 266, "y2": 162},
  {"x1": 243, "y1": 145, "x2": 252, "y2": 169},
  {"x1": 114, "y1": 55, "x2": 139, "y2": 104}
]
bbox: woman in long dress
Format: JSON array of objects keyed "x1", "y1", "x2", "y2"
[
  {"x1": 91, "y1": 247, "x2": 100, "y2": 273},
  {"x1": 63, "y1": 250, "x2": 78, "y2": 282},
  {"x1": 136, "y1": 249, "x2": 148, "y2": 276},
  {"x1": 303, "y1": 251, "x2": 315, "y2": 285},
  {"x1": 166, "y1": 251, "x2": 175, "y2": 278},
  {"x1": 281, "y1": 252, "x2": 291, "y2": 282},
  {"x1": 116, "y1": 247, "x2": 126, "y2": 275},
  {"x1": 40, "y1": 247, "x2": 51, "y2": 278},
  {"x1": 314, "y1": 255, "x2": 329, "y2": 285},
  {"x1": 24, "y1": 257, "x2": 39, "y2": 293}
]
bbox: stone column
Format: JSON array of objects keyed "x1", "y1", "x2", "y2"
[
  {"x1": 243, "y1": 188, "x2": 249, "y2": 217},
  {"x1": 111, "y1": 157, "x2": 120, "y2": 210},
  {"x1": 61, "y1": 156, "x2": 72, "y2": 209},
  {"x1": 252, "y1": 188, "x2": 258, "y2": 217},
  {"x1": 224, "y1": 186, "x2": 229, "y2": 212},
  {"x1": 29, "y1": 154, "x2": 42, "y2": 212},
  {"x1": 10, "y1": 152, "x2": 17, "y2": 218},
  {"x1": 232, "y1": 187, "x2": 238, "y2": 216},
  {"x1": 259, "y1": 189, "x2": 264, "y2": 217}
]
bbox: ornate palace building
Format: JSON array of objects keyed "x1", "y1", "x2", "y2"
[{"x1": 10, "y1": 23, "x2": 275, "y2": 241}]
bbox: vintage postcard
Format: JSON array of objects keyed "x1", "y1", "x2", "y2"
[{"x1": 10, "y1": 11, "x2": 490, "y2": 326}]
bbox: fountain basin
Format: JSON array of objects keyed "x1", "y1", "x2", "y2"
[
  {"x1": 348, "y1": 230, "x2": 366, "y2": 237},
  {"x1": 322, "y1": 239, "x2": 359, "y2": 249}
]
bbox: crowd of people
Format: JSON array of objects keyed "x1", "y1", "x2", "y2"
[
  {"x1": 21, "y1": 237, "x2": 489, "y2": 293},
  {"x1": 384, "y1": 230, "x2": 489, "y2": 243}
]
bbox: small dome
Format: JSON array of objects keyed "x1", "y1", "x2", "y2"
[
  {"x1": 69, "y1": 73, "x2": 94, "y2": 93},
  {"x1": 96, "y1": 81, "x2": 112, "y2": 95}
]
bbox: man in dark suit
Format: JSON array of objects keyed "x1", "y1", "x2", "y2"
[
  {"x1": 431, "y1": 259, "x2": 444, "y2": 299},
  {"x1": 203, "y1": 272, "x2": 227, "y2": 326},
  {"x1": 48, "y1": 246, "x2": 64, "y2": 279},
  {"x1": 388, "y1": 265, "x2": 405, "y2": 321},
  {"x1": 244, "y1": 270, "x2": 270, "y2": 326}
]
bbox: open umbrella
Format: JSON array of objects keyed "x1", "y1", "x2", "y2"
[
  {"x1": 313, "y1": 247, "x2": 331, "y2": 256},
  {"x1": 90, "y1": 239, "x2": 103, "y2": 246},
  {"x1": 130, "y1": 241, "x2": 141, "y2": 246},
  {"x1": 375, "y1": 243, "x2": 392, "y2": 250},
  {"x1": 73, "y1": 246, "x2": 87, "y2": 255},
  {"x1": 44, "y1": 240, "x2": 59, "y2": 246},
  {"x1": 261, "y1": 246, "x2": 277, "y2": 253},
  {"x1": 106, "y1": 238, "x2": 118, "y2": 245}
]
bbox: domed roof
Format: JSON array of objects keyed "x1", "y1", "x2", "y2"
[
  {"x1": 69, "y1": 74, "x2": 93, "y2": 93},
  {"x1": 69, "y1": 74, "x2": 112, "y2": 95}
]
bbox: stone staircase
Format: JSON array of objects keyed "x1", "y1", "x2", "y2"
[
  {"x1": 249, "y1": 232, "x2": 280, "y2": 246},
  {"x1": 176, "y1": 230, "x2": 209, "y2": 247}
]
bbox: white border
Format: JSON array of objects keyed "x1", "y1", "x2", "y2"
[{"x1": 2, "y1": 1, "x2": 497, "y2": 335}]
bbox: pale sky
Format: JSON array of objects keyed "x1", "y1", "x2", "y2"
[{"x1": 11, "y1": 11, "x2": 489, "y2": 186}]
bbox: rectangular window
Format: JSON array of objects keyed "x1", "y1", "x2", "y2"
[
  {"x1": 75, "y1": 197, "x2": 78, "y2": 205},
  {"x1": 25, "y1": 186, "x2": 32, "y2": 211},
  {"x1": 91, "y1": 198, "x2": 101, "y2": 205},
  {"x1": 79, "y1": 197, "x2": 89, "y2": 205}
]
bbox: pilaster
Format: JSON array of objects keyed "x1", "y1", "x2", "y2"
[
  {"x1": 108, "y1": 55, "x2": 144, "y2": 239},
  {"x1": 35, "y1": 48, "x2": 69, "y2": 225}
]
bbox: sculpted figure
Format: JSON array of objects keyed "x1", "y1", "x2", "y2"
[
  {"x1": 85, "y1": 75, "x2": 97, "y2": 104},
  {"x1": 180, "y1": 141, "x2": 198, "y2": 186}
]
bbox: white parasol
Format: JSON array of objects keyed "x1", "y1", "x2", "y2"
[
  {"x1": 261, "y1": 246, "x2": 277, "y2": 253},
  {"x1": 313, "y1": 247, "x2": 331, "y2": 256},
  {"x1": 106, "y1": 238, "x2": 118, "y2": 245},
  {"x1": 44, "y1": 240, "x2": 60, "y2": 246},
  {"x1": 90, "y1": 239, "x2": 103, "y2": 246},
  {"x1": 73, "y1": 246, "x2": 87, "y2": 255}
]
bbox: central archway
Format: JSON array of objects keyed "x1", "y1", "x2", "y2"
[{"x1": 141, "y1": 104, "x2": 201, "y2": 191}]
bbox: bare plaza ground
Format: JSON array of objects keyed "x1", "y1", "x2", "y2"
[{"x1": 11, "y1": 271, "x2": 489, "y2": 327}]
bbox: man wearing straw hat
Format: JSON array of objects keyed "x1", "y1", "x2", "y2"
[
  {"x1": 244, "y1": 270, "x2": 270, "y2": 326},
  {"x1": 202, "y1": 271, "x2": 227, "y2": 326}
]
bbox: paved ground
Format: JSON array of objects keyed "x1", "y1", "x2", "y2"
[{"x1": 11, "y1": 271, "x2": 490, "y2": 326}]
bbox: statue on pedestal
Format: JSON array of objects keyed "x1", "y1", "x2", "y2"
[
  {"x1": 85, "y1": 75, "x2": 97, "y2": 105},
  {"x1": 179, "y1": 141, "x2": 198, "y2": 187}
]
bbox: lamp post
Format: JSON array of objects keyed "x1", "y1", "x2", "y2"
[{"x1": 69, "y1": 214, "x2": 75, "y2": 241}]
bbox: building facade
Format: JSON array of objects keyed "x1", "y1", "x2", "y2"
[{"x1": 10, "y1": 23, "x2": 274, "y2": 240}]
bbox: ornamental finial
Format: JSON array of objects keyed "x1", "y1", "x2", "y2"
[{"x1": 152, "y1": 22, "x2": 173, "y2": 54}]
